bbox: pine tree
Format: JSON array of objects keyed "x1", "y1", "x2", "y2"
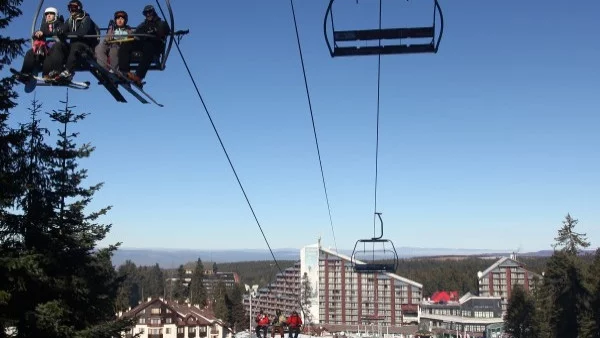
[
  {"x1": 227, "y1": 283, "x2": 246, "y2": 332},
  {"x1": 300, "y1": 272, "x2": 314, "y2": 324},
  {"x1": 0, "y1": 92, "x2": 134, "y2": 337},
  {"x1": 587, "y1": 249, "x2": 600, "y2": 338},
  {"x1": 503, "y1": 285, "x2": 539, "y2": 338},
  {"x1": 553, "y1": 213, "x2": 590, "y2": 255},
  {"x1": 532, "y1": 274, "x2": 551, "y2": 338},
  {"x1": 542, "y1": 251, "x2": 590, "y2": 338},
  {"x1": 0, "y1": 2, "x2": 28, "y2": 299},
  {"x1": 213, "y1": 280, "x2": 230, "y2": 324},
  {"x1": 0, "y1": 98, "x2": 29, "y2": 337},
  {"x1": 174, "y1": 264, "x2": 188, "y2": 302},
  {"x1": 115, "y1": 260, "x2": 139, "y2": 311},
  {"x1": 146, "y1": 263, "x2": 165, "y2": 299},
  {"x1": 189, "y1": 258, "x2": 208, "y2": 306},
  {"x1": 1, "y1": 97, "x2": 56, "y2": 337},
  {"x1": 0, "y1": 0, "x2": 27, "y2": 112}
]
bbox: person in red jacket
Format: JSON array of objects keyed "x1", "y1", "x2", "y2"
[
  {"x1": 255, "y1": 310, "x2": 269, "y2": 338},
  {"x1": 286, "y1": 310, "x2": 302, "y2": 338}
]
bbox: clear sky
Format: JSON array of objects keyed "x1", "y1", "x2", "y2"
[{"x1": 3, "y1": 0, "x2": 599, "y2": 253}]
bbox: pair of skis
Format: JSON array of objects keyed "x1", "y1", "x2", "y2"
[
  {"x1": 10, "y1": 68, "x2": 90, "y2": 93},
  {"x1": 84, "y1": 54, "x2": 164, "y2": 107},
  {"x1": 10, "y1": 57, "x2": 163, "y2": 107}
]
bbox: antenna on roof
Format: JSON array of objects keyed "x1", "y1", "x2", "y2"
[{"x1": 511, "y1": 245, "x2": 522, "y2": 261}]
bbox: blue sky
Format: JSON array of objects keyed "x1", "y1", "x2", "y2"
[{"x1": 3, "y1": 0, "x2": 599, "y2": 253}]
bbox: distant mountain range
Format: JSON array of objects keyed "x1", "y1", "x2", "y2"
[{"x1": 110, "y1": 246, "x2": 571, "y2": 268}]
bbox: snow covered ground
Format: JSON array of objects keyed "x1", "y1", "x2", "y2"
[{"x1": 234, "y1": 332, "x2": 417, "y2": 338}]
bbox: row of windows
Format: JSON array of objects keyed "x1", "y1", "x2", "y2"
[
  {"x1": 139, "y1": 327, "x2": 200, "y2": 335},
  {"x1": 139, "y1": 307, "x2": 172, "y2": 315},
  {"x1": 433, "y1": 322, "x2": 487, "y2": 333},
  {"x1": 422, "y1": 308, "x2": 498, "y2": 318},
  {"x1": 319, "y1": 293, "x2": 420, "y2": 299},
  {"x1": 138, "y1": 317, "x2": 173, "y2": 324},
  {"x1": 319, "y1": 297, "x2": 419, "y2": 304},
  {"x1": 320, "y1": 295, "x2": 414, "y2": 301}
]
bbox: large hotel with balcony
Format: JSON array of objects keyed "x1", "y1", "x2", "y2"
[
  {"x1": 477, "y1": 254, "x2": 543, "y2": 311},
  {"x1": 243, "y1": 240, "x2": 423, "y2": 328}
]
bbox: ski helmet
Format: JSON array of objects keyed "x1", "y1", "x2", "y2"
[
  {"x1": 44, "y1": 7, "x2": 58, "y2": 23},
  {"x1": 114, "y1": 10, "x2": 128, "y2": 24}
]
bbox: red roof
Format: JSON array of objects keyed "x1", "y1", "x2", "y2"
[{"x1": 430, "y1": 291, "x2": 459, "y2": 303}]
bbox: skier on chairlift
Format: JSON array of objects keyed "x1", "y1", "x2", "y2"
[
  {"x1": 14, "y1": 6, "x2": 64, "y2": 82},
  {"x1": 117, "y1": 4, "x2": 170, "y2": 87},
  {"x1": 94, "y1": 10, "x2": 133, "y2": 72},
  {"x1": 43, "y1": 0, "x2": 99, "y2": 82}
]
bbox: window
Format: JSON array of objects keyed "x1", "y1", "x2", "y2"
[
  {"x1": 166, "y1": 328, "x2": 171, "y2": 334},
  {"x1": 166, "y1": 318, "x2": 172, "y2": 324},
  {"x1": 138, "y1": 317, "x2": 146, "y2": 324},
  {"x1": 150, "y1": 318, "x2": 161, "y2": 325},
  {"x1": 151, "y1": 307, "x2": 161, "y2": 314}
]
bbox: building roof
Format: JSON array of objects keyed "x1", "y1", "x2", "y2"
[
  {"x1": 479, "y1": 257, "x2": 511, "y2": 278},
  {"x1": 478, "y1": 256, "x2": 542, "y2": 280},
  {"x1": 422, "y1": 292, "x2": 502, "y2": 306},
  {"x1": 319, "y1": 246, "x2": 423, "y2": 289},
  {"x1": 430, "y1": 291, "x2": 459, "y2": 303},
  {"x1": 120, "y1": 298, "x2": 222, "y2": 325},
  {"x1": 458, "y1": 292, "x2": 501, "y2": 304},
  {"x1": 166, "y1": 301, "x2": 219, "y2": 325}
]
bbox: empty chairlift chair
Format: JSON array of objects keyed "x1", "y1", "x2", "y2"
[
  {"x1": 351, "y1": 213, "x2": 399, "y2": 273},
  {"x1": 323, "y1": 0, "x2": 444, "y2": 57}
]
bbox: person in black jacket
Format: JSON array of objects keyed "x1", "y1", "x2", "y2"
[
  {"x1": 18, "y1": 7, "x2": 64, "y2": 78},
  {"x1": 117, "y1": 4, "x2": 170, "y2": 87},
  {"x1": 43, "y1": 0, "x2": 99, "y2": 81}
]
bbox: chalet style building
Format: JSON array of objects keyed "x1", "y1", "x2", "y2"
[{"x1": 119, "y1": 298, "x2": 233, "y2": 338}]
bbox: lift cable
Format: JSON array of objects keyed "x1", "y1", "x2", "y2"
[
  {"x1": 289, "y1": 0, "x2": 339, "y2": 254},
  {"x1": 373, "y1": 0, "x2": 383, "y2": 236},
  {"x1": 153, "y1": 2, "x2": 286, "y2": 276}
]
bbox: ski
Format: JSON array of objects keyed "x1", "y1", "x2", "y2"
[
  {"x1": 82, "y1": 54, "x2": 163, "y2": 107},
  {"x1": 35, "y1": 76, "x2": 90, "y2": 90},
  {"x1": 83, "y1": 56, "x2": 150, "y2": 105},
  {"x1": 109, "y1": 69, "x2": 164, "y2": 107},
  {"x1": 10, "y1": 68, "x2": 90, "y2": 92},
  {"x1": 88, "y1": 67, "x2": 127, "y2": 103}
]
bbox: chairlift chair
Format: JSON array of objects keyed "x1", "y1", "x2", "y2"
[
  {"x1": 28, "y1": 0, "x2": 189, "y2": 105},
  {"x1": 31, "y1": 0, "x2": 189, "y2": 72},
  {"x1": 351, "y1": 213, "x2": 399, "y2": 273},
  {"x1": 323, "y1": 0, "x2": 444, "y2": 57}
]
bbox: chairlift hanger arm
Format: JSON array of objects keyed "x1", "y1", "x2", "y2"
[
  {"x1": 31, "y1": 0, "x2": 44, "y2": 44},
  {"x1": 433, "y1": 0, "x2": 444, "y2": 52},
  {"x1": 154, "y1": 0, "x2": 175, "y2": 70},
  {"x1": 373, "y1": 212, "x2": 383, "y2": 240}
]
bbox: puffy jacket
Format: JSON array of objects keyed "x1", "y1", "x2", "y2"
[
  {"x1": 34, "y1": 15, "x2": 65, "y2": 39},
  {"x1": 60, "y1": 11, "x2": 99, "y2": 46},
  {"x1": 258, "y1": 315, "x2": 270, "y2": 326},
  {"x1": 287, "y1": 314, "x2": 302, "y2": 328},
  {"x1": 134, "y1": 16, "x2": 170, "y2": 43}
]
